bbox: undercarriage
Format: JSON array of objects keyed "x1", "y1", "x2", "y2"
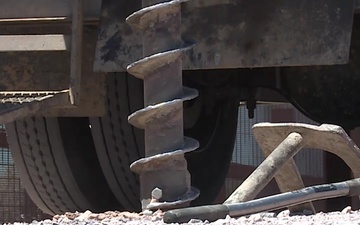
[{"x1": 1, "y1": 0, "x2": 360, "y2": 217}]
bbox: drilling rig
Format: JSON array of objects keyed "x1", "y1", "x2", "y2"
[{"x1": 0, "y1": 0, "x2": 359, "y2": 215}]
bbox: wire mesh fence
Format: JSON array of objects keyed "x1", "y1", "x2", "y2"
[{"x1": 0, "y1": 126, "x2": 49, "y2": 224}]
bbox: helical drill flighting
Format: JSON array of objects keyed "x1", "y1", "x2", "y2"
[{"x1": 126, "y1": 0, "x2": 200, "y2": 210}]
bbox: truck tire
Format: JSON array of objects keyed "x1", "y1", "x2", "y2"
[
  {"x1": 90, "y1": 73, "x2": 238, "y2": 211},
  {"x1": 90, "y1": 74, "x2": 144, "y2": 211},
  {"x1": 186, "y1": 99, "x2": 238, "y2": 206},
  {"x1": 6, "y1": 117, "x2": 121, "y2": 215}
]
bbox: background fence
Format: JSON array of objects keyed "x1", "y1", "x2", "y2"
[{"x1": 0, "y1": 125, "x2": 47, "y2": 223}]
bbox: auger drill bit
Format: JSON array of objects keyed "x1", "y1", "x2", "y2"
[{"x1": 126, "y1": 0, "x2": 200, "y2": 210}]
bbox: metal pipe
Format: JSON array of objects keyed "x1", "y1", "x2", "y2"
[
  {"x1": 227, "y1": 182, "x2": 349, "y2": 216},
  {"x1": 225, "y1": 132, "x2": 304, "y2": 204},
  {"x1": 164, "y1": 179, "x2": 360, "y2": 223}
]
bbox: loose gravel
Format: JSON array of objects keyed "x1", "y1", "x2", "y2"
[{"x1": 5, "y1": 206, "x2": 360, "y2": 225}]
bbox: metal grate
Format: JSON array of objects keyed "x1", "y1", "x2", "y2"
[
  {"x1": 232, "y1": 104, "x2": 324, "y2": 178},
  {"x1": 0, "y1": 126, "x2": 48, "y2": 223},
  {"x1": 232, "y1": 105, "x2": 271, "y2": 166},
  {"x1": 0, "y1": 91, "x2": 64, "y2": 104},
  {"x1": 224, "y1": 178, "x2": 242, "y2": 199}
]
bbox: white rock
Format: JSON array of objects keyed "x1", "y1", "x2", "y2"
[
  {"x1": 341, "y1": 206, "x2": 352, "y2": 214},
  {"x1": 277, "y1": 209, "x2": 290, "y2": 217},
  {"x1": 75, "y1": 210, "x2": 92, "y2": 221},
  {"x1": 140, "y1": 209, "x2": 153, "y2": 216},
  {"x1": 248, "y1": 213, "x2": 263, "y2": 222}
]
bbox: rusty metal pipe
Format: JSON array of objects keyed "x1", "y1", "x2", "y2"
[
  {"x1": 164, "y1": 179, "x2": 360, "y2": 223},
  {"x1": 225, "y1": 132, "x2": 304, "y2": 204}
]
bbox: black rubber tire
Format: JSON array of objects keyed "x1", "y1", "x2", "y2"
[
  {"x1": 6, "y1": 117, "x2": 121, "y2": 215},
  {"x1": 90, "y1": 74, "x2": 144, "y2": 211},
  {"x1": 90, "y1": 73, "x2": 238, "y2": 210},
  {"x1": 185, "y1": 99, "x2": 238, "y2": 206}
]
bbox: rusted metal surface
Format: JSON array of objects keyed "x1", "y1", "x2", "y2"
[
  {"x1": 0, "y1": 51, "x2": 69, "y2": 91},
  {"x1": 69, "y1": 0, "x2": 84, "y2": 106},
  {"x1": 280, "y1": 15, "x2": 360, "y2": 130},
  {"x1": 93, "y1": 0, "x2": 141, "y2": 71},
  {"x1": 0, "y1": 28, "x2": 105, "y2": 118},
  {"x1": 224, "y1": 132, "x2": 316, "y2": 214},
  {"x1": 0, "y1": 0, "x2": 100, "y2": 20},
  {"x1": 250, "y1": 123, "x2": 360, "y2": 212},
  {"x1": 94, "y1": 0, "x2": 354, "y2": 72},
  {"x1": 126, "y1": 0, "x2": 199, "y2": 210}
]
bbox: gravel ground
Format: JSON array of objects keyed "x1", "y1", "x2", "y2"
[{"x1": 5, "y1": 206, "x2": 360, "y2": 225}]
